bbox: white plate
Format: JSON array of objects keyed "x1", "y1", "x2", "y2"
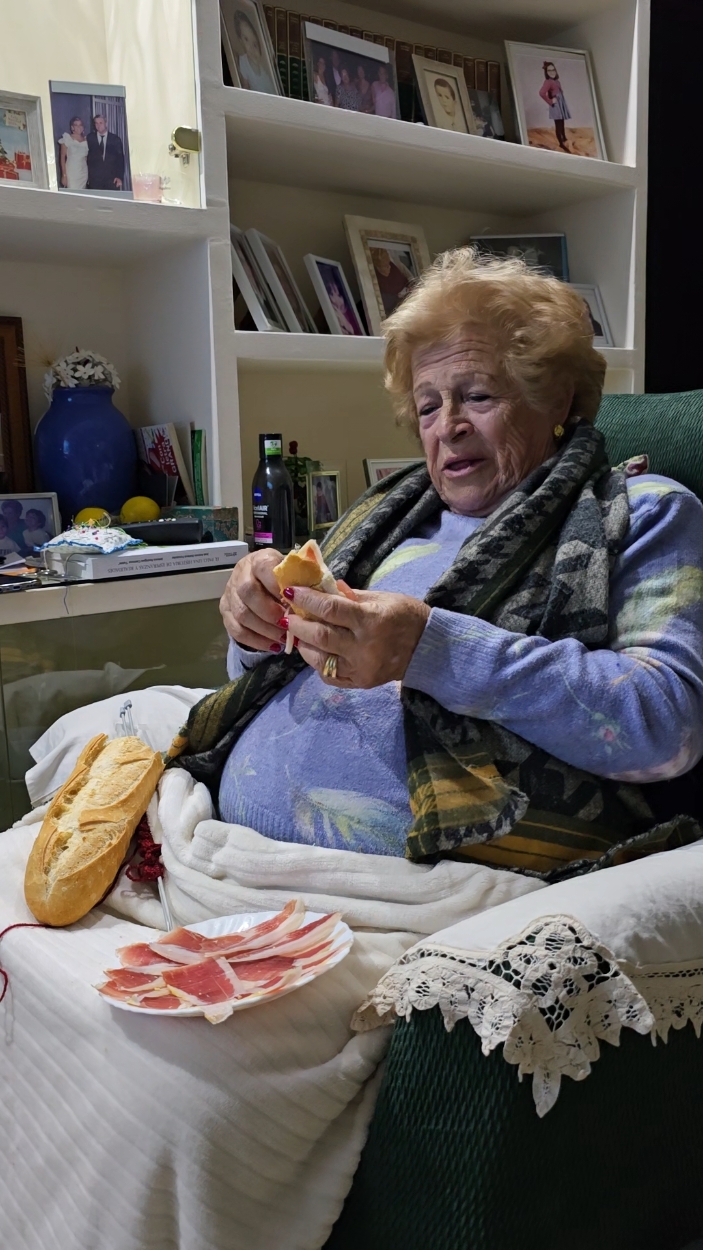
[{"x1": 100, "y1": 910, "x2": 353, "y2": 1018}]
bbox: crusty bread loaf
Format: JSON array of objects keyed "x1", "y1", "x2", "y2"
[{"x1": 24, "y1": 734, "x2": 163, "y2": 927}]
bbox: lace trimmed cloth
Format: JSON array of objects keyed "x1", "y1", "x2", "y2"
[{"x1": 352, "y1": 914, "x2": 703, "y2": 1116}]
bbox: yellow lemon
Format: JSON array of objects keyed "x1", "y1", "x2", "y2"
[
  {"x1": 120, "y1": 496, "x2": 160, "y2": 524},
  {"x1": 74, "y1": 507, "x2": 111, "y2": 526}
]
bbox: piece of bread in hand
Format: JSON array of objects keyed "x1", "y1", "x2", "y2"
[
  {"x1": 273, "y1": 540, "x2": 345, "y2": 653},
  {"x1": 24, "y1": 734, "x2": 163, "y2": 927}
]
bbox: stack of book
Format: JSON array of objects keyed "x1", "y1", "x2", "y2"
[{"x1": 260, "y1": 7, "x2": 501, "y2": 124}]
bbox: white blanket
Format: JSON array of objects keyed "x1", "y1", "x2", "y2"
[{"x1": 0, "y1": 768, "x2": 544, "y2": 1250}]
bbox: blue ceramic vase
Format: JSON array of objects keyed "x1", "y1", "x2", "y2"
[{"x1": 34, "y1": 386, "x2": 137, "y2": 524}]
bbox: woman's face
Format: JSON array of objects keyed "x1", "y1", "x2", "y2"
[
  {"x1": 378, "y1": 66, "x2": 388, "y2": 85},
  {"x1": 316, "y1": 58, "x2": 326, "y2": 75},
  {"x1": 341, "y1": 68, "x2": 351, "y2": 85},
  {"x1": 241, "y1": 22, "x2": 261, "y2": 62},
  {"x1": 546, "y1": 64, "x2": 558, "y2": 78},
  {"x1": 71, "y1": 120, "x2": 85, "y2": 138},
  {"x1": 412, "y1": 333, "x2": 571, "y2": 516},
  {"x1": 356, "y1": 65, "x2": 367, "y2": 83}
]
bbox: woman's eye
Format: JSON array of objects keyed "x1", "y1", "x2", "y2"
[
  {"x1": 465, "y1": 391, "x2": 490, "y2": 403},
  {"x1": 418, "y1": 402, "x2": 439, "y2": 418}
]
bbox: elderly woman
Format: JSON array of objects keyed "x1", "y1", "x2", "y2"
[{"x1": 176, "y1": 249, "x2": 703, "y2": 876}]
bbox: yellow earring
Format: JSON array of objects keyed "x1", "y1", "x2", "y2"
[{"x1": 553, "y1": 424, "x2": 565, "y2": 439}]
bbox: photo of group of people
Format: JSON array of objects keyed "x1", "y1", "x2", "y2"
[
  {"x1": 305, "y1": 23, "x2": 399, "y2": 119},
  {"x1": 0, "y1": 495, "x2": 59, "y2": 562},
  {"x1": 49, "y1": 80, "x2": 132, "y2": 194}
]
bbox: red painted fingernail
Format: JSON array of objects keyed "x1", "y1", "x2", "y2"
[
  {"x1": 283, "y1": 587, "x2": 295, "y2": 600},
  {"x1": 277, "y1": 616, "x2": 289, "y2": 629},
  {"x1": 269, "y1": 642, "x2": 282, "y2": 653}
]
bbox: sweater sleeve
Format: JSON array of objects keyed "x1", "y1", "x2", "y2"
[
  {"x1": 403, "y1": 479, "x2": 703, "y2": 782},
  {"x1": 226, "y1": 637, "x2": 269, "y2": 680}
]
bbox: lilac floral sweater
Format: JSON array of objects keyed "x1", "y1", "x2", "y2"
[{"x1": 219, "y1": 476, "x2": 703, "y2": 856}]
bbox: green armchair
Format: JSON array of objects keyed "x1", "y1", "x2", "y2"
[{"x1": 326, "y1": 390, "x2": 703, "y2": 1250}]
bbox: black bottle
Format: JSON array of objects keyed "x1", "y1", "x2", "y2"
[{"x1": 252, "y1": 433, "x2": 295, "y2": 552}]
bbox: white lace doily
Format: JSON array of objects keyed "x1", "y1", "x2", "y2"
[{"x1": 351, "y1": 915, "x2": 703, "y2": 1116}]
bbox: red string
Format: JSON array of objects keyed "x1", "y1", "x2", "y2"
[
  {"x1": 125, "y1": 814, "x2": 165, "y2": 882},
  {"x1": 0, "y1": 922, "x2": 46, "y2": 1005}
]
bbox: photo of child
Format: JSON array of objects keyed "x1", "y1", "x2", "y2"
[{"x1": 0, "y1": 495, "x2": 59, "y2": 561}]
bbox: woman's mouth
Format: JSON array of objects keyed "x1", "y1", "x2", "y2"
[{"x1": 442, "y1": 457, "x2": 486, "y2": 478}]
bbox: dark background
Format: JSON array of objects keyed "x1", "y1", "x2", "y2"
[{"x1": 646, "y1": 0, "x2": 703, "y2": 392}]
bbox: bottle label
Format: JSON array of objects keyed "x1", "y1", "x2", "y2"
[
  {"x1": 253, "y1": 487, "x2": 262, "y2": 502},
  {"x1": 264, "y1": 439, "x2": 281, "y2": 457},
  {"x1": 253, "y1": 502, "x2": 272, "y2": 544}
]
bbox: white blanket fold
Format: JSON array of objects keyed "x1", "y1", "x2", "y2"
[{"x1": 0, "y1": 768, "x2": 543, "y2": 1250}]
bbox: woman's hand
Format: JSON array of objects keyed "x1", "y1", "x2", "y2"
[
  {"x1": 285, "y1": 585, "x2": 430, "y2": 687},
  {"x1": 219, "y1": 549, "x2": 288, "y2": 653}
]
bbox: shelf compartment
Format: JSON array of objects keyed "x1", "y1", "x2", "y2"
[
  {"x1": 0, "y1": 183, "x2": 224, "y2": 264},
  {"x1": 221, "y1": 88, "x2": 637, "y2": 216}
]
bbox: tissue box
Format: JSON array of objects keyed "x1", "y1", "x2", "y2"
[{"x1": 162, "y1": 505, "x2": 239, "y2": 543}]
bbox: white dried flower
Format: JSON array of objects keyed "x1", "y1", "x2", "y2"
[{"x1": 43, "y1": 349, "x2": 121, "y2": 400}]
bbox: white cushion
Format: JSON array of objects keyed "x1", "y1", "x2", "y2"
[{"x1": 25, "y1": 684, "x2": 211, "y2": 807}]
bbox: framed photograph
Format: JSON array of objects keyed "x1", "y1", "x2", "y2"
[
  {"x1": 245, "y1": 229, "x2": 317, "y2": 333},
  {"x1": 231, "y1": 224, "x2": 288, "y2": 332},
  {"x1": 304, "y1": 255, "x2": 365, "y2": 337},
  {"x1": 412, "y1": 55, "x2": 478, "y2": 136},
  {"x1": 470, "y1": 232, "x2": 569, "y2": 281},
  {"x1": 0, "y1": 493, "x2": 60, "y2": 562},
  {"x1": 363, "y1": 458, "x2": 424, "y2": 487},
  {"x1": 0, "y1": 91, "x2": 49, "y2": 188},
  {"x1": 467, "y1": 88, "x2": 505, "y2": 139},
  {"x1": 344, "y1": 215, "x2": 431, "y2": 336},
  {"x1": 307, "y1": 469, "x2": 341, "y2": 532},
  {"x1": 0, "y1": 318, "x2": 33, "y2": 495},
  {"x1": 220, "y1": 0, "x2": 282, "y2": 95},
  {"x1": 505, "y1": 42, "x2": 606, "y2": 160},
  {"x1": 303, "y1": 21, "x2": 399, "y2": 119},
  {"x1": 49, "y1": 81, "x2": 132, "y2": 194},
  {"x1": 570, "y1": 283, "x2": 613, "y2": 347}
]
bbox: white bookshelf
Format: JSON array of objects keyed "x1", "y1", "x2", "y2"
[{"x1": 1, "y1": 0, "x2": 649, "y2": 530}]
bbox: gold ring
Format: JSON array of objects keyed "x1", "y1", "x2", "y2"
[{"x1": 322, "y1": 654, "x2": 338, "y2": 680}]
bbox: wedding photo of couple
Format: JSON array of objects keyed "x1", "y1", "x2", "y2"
[{"x1": 49, "y1": 80, "x2": 132, "y2": 194}]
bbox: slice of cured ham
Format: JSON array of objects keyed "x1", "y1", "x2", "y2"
[
  {"x1": 247, "y1": 913, "x2": 342, "y2": 960},
  {"x1": 116, "y1": 942, "x2": 180, "y2": 973},
  {"x1": 101, "y1": 969, "x2": 166, "y2": 993},
  {"x1": 151, "y1": 899, "x2": 307, "y2": 964}
]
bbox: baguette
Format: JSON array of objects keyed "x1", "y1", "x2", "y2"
[
  {"x1": 273, "y1": 540, "x2": 342, "y2": 652},
  {"x1": 24, "y1": 734, "x2": 164, "y2": 927}
]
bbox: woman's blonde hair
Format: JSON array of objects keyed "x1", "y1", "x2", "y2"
[{"x1": 383, "y1": 247, "x2": 606, "y2": 435}]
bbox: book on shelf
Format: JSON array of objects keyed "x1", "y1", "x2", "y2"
[
  {"x1": 424, "y1": 46, "x2": 437, "y2": 59},
  {"x1": 275, "y1": 7, "x2": 289, "y2": 95},
  {"x1": 437, "y1": 48, "x2": 452, "y2": 65},
  {"x1": 288, "y1": 10, "x2": 303, "y2": 99},
  {"x1": 488, "y1": 61, "x2": 501, "y2": 101},
  {"x1": 263, "y1": 4, "x2": 275, "y2": 46},
  {"x1": 135, "y1": 424, "x2": 196, "y2": 506},
  {"x1": 463, "y1": 57, "x2": 476, "y2": 90},
  {"x1": 190, "y1": 429, "x2": 209, "y2": 506},
  {"x1": 475, "y1": 59, "x2": 488, "y2": 91}
]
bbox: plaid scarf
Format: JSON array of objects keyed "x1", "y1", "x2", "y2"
[{"x1": 166, "y1": 422, "x2": 701, "y2": 879}]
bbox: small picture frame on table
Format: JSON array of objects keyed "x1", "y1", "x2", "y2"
[
  {"x1": 412, "y1": 54, "x2": 478, "y2": 136},
  {"x1": 505, "y1": 41, "x2": 606, "y2": 160},
  {"x1": 231, "y1": 224, "x2": 288, "y2": 331},
  {"x1": 303, "y1": 21, "x2": 400, "y2": 118},
  {"x1": 245, "y1": 228, "x2": 318, "y2": 333},
  {"x1": 470, "y1": 232, "x2": 569, "y2": 281},
  {"x1": 570, "y1": 283, "x2": 613, "y2": 347},
  {"x1": 220, "y1": 0, "x2": 282, "y2": 95},
  {"x1": 307, "y1": 469, "x2": 341, "y2": 532},
  {"x1": 344, "y1": 215, "x2": 431, "y2": 337},
  {"x1": 304, "y1": 255, "x2": 365, "y2": 336},
  {"x1": 0, "y1": 317, "x2": 33, "y2": 495},
  {"x1": 0, "y1": 91, "x2": 49, "y2": 188},
  {"x1": 0, "y1": 493, "x2": 60, "y2": 562},
  {"x1": 363, "y1": 458, "x2": 424, "y2": 487}
]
